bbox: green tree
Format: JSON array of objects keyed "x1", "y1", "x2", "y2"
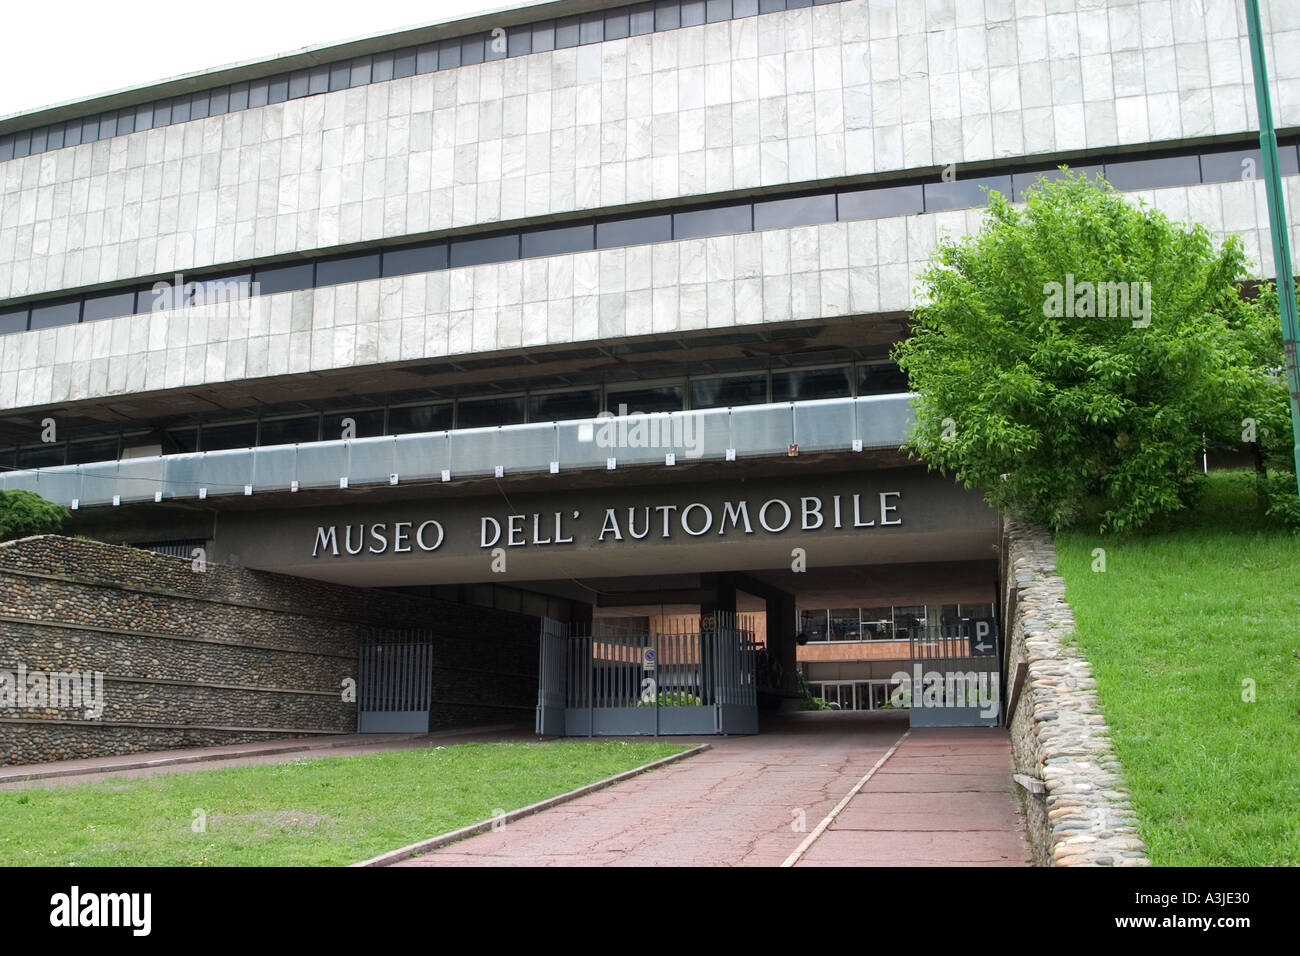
[
  {"x1": 0, "y1": 489, "x2": 69, "y2": 541},
  {"x1": 894, "y1": 171, "x2": 1283, "y2": 533}
]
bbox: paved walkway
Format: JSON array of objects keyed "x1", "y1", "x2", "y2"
[{"x1": 396, "y1": 711, "x2": 1031, "y2": 867}]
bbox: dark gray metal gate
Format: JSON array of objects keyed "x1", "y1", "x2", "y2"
[
  {"x1": 536, "y1": 612, "x2": 758, "y2": 736},
  {"x1": 357, "y1": 640, "x2": 433, "y2": 733},
  {"x1": 905, "y1": 618, "x2": 1001, "y2": 727}
]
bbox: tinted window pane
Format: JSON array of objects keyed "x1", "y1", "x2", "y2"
[
  {"x1": 201, "y1": 422, "x2": 258, "y2": 451},
  {"x1": 857, "y1": 362, "x2": 908, "y2": 396},
  {"x1": 0, "y1": 135, "x2": 13, "y2": 162},
  {"x1": 329, "y1": 62, "x2": 351, "y2": 91},
  {"x1": 674, "y1": 203, "x2": 751, "y2": 239},
  {"x1": 19, "y1": 444, "x2": 65, "y2": 468},
  {"x1": 308, "y1": 66, "x2": 330, "y2": 94},
  {"x1": 254, "y1": 262, "x2": 315, "y2": 295},
  {"x1": 163, "y1": 428, "x2": 198, "y2": 454},
  {"x1": 461, "y1": 36, "x2": 485, "y2": 65},
  {"x1": 66, "y1": 437, "x2": 120, "y2": 465},
  {"x1": 394, "y1": 49, "x2": 417, "y2": 79},
  {"x1": 836, "y1": 184, "x2": 923, "y2": 220},
  {"x1": 438, "y1": 39, "x2": 462, "y2": 69},
  {"x1": 13, "y1": 132, "x2": 30, "y2": 157},
  {"x1": 1200, "y1": 146, "x2": 1300, "y2": 182},
  {"x1": 189, "y1": 92, "x2": 209, "y2": 119},
  {"x1": 0, "y1": 308, "x2": 28, "y2": 333},
  {"x1": 387, "y1": 403, "x2": 453, "y2": 434},
  {"x1": 81, "y1": 116, "x2": 100, "y2": 141},
  {"x1": 759, "y1": 0, "x2": 787, "y2": 9},
  {"x1": 1102, "y1": 155, "x2": 1201, "y2": 191},
  {"x1": 579, "y1": 13, "x2": 605, "y2": 43},
  {"x1": 597, "y1": 213, "x2": 673, "y2": 248},
  {"x1": 706, "y1": 0, "x2": 732, "y2": 22},
  {"x1": 799, "y1": 609, "x2": 829, "y2": 642},
  {"x1": 656, "y1": 1, "x2": 681, "y2": 30},
  {"x1": 350, "y1": 57, "x2": 372, "y2": 87},
  {"x1": 1011, "y1": 165, "x2": 1103, "y2": 202},
  {"x1": 605, "y1": 10, "x2": 630, "y2": 40},
  {"x1": 924, "y1": 174, "x2": 1011, "y2": 211},
  {"x1": 507, "y1": 26, "x2": 533, "y2": 57},
  {"x1": 371, "y1": 53, "x2": 395, "y2": 82},
  {"x1": 691, "y1": 374, "x2": 767, "y2": 408},
  {"x1": 383, "y1": 243, "x2": 448, "y2": 276},
  {"x1": 228, "y1": 83, "x2": 250, "y2": 111},
  {"x1": 416, "y1": 44, "x2": 437, "y2": 73},
  {"x1": 289, "y1": 70, "x2": 311, "y2": 98},
  {"x1": 787, "y1": 0, "x2": 813, "y2": 7},
  {"x1": 61, "y1": 123, "x2": 81, "y2": 147},
  {"x1": 316, "y1": 252, "x2": 381, "y2": 286},
  {"x1": 45, "y1": 124, "x2": 66, "y2": 149},
  {"x1": 171, "y1": 97, "x2": 191, "y2": 123},
  {"x1": 555, "y1": 16, "x2": 581, "y2": 47},
  {"x1": 529, "y1": 389, "x2": 601, "y2": 422},
  {"x1": 209, "y1": 87, "x2": 230, "y2": 116},
  {"x1": 115, "y1": 111, "x2": 135, "y2": 135},
  {"x1": 29, "y1": 301, "x2": 81, "y2": 329},
  {"x1": 681, "y1": 0, "x2": 707, "y2": 26},
  {"x1": 82, "y1": 291, "x2": 136, "y2": 322},
  {"x1": 754, "y1": 193, "x2": 836, "y2": 230},
  {"x1": 630, "y1": 3, "x2": 656, "y2": 34},
  {"x1": 30, "y1": 128, "x2": 47, "y2": 153},
  {"x1": 457, "y1": 396, "x2": 525, "y2": 429},
  {"x1": 772, "y1": 367, "x2": 851, "y2": 401},
  {"x1": 522, "y1": 223, "x2": 594, "y2": 258},
  {"x1": 484, "y1": 31, "x2": 507, "y2": 62},
  {"x1": 450, "y1": 234, "x2": 519, "y2": 267},
  {"x1": 734, "y1": 0, "x2": 759, "y2": 15},
  {"x1": 325, "y1": 409, "x2": 385, "y2": 440},
  {"x1": 247, "y1": 80, "x2": 269, "y2": 107},
  {"x1": 259, "y1": 416, "x2": 320, "y2": 446},
  {"x1": 606, "y1": 385, "x2": 684, "y2": 413},
  {"x1": 532, "y1": 22, "x2": 556, "y2": 52}
]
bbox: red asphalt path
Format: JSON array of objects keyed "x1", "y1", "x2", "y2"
[{"x1": 394, "y1": 711, "x2": 1031, "y2": 867}]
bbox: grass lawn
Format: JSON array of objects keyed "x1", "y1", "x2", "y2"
[
  {"x1": 0, "y1": 740, "x2": 685, "y2": 866},
  {"x1": 1055, "y1": 470, "x2": 1300, "y2": 866}
]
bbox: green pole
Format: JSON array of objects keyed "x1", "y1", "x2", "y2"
[{"x1": 1245, "y1": 0, "x2": 1300, "y2": 499}]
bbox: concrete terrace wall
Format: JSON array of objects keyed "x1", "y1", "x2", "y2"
[
  {"x1": 1000, "y1": 516, "x2": 1148, "y2": 866},
  {"x1": 0, "y1": 535, "x2": 539, "y2": 765}
]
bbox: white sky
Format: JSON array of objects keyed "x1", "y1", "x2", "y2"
[{"x1": 0, "y1": 0, "x2": 524, "y2": 119}]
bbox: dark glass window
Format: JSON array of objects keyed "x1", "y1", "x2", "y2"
[
  {"x1": 30, "y1": 128, "x2": 47, "y2": 154},
  {"x1": 138, "y1": 281, "x2": 176, "y2": 313},
  {"x1": 450, "y1": 234, "x2": 520, "y2": 268},
  {"x1": 1011, "y1": 165, "x2": 1103, "y2": 201},
  {"x1": 201, "y1": 422, "x2": 258, "y2": 451},
  {"x1": 289, "y1": 70, "x2": 311, "y2": 99},
  {"x1": 484, "y1": 30, "x2": 507, "y2": 62},
  {"x1": 28, "y1": 301, "x2": 81, "y2": 330},
  {"x1": 857, "y1": 362, "x2": 908, "y2": 396},
  {"x1": 62, "y1": 123, "x2": 82, "y2": 148},
  {"x1": 681, "y1": 0, "x2": 707, "y2": 26},
  {"x1": 308, "y1": 66, "x2": 330, "y2": 95},
  {"x1": 532, "y1": 21, "x2": 556, "y2": 52},
  {"x1": 799, "y1": 609, "x2": 829, "y2": 642},
  {"x1": 597, "y1": 213, "x2": 673, "y2": 248},
  {"x1": 13, "y1": 132, "x2": 30, "y2": 158},
  {"x1": 329, "y1": 62, "x2": 352, "y2": 91},
  {"x1": 80, "y1": 115, "x2": 100, "y2": 142},
  {"x1": 350, "y1": 57, "x2": 372, "y2": 87},
  {"x1": 0, "y1": 135, "x2": 13, "y2": 162},
  {"x1": 326, "y1": 409, "x2": 385, "y2": 440},
  {"x1": 836, "y1": 184, "x2": 923, "y2": 220},
  {"x1": 247, "y1": 79, "x2": 269, "y2": 108},
  {"x1": 189, "y1": 91, "x2": 210, "y2": 119},
  {"x1": 438, "y1": 38, "x2": 462, "y2": 69},
  {"x1": 754, "y1": 193, "x2": 836, "y2": 230},
  {"x1": 924, "y1": 174, "x2": 1011, "y2": 212},
  {"x1": 163, "y1": 428, "x2": 198, "y2": 454},
  {"x1": 629, "y1": 3, "x2": 656, "y2": 34},
  {"x1": 171, "y1": 96, "x2": 191, "y2": 124},
  {"x1": 457, "y1": 396, "x2": 526, "y2": 428},
  {"x1": 674, "y1": 203, "x2": 752, "y2": 239},
  {"x1": 0, "y1": 308, "x2": 28, "y2": 333},
  {"x1": 606, "y1": 385, "x2": 684, "y2": 413},
  {"x1": 605, "y1": 10, "x2": 630, "y2": 40},
  {"x1": 371, "y1": 53, "x2": 396, "y2": 83},
  {"x1": 316, "y1": 252, "x2": 381, "y2": 286},
  {"x1": 19, "y1": 444, "x2": 65, "y2": 468},
  {"x1": 734, "y1": 0, "x2": 759, "y2": 15},
  {"x1": 67, "y1": 437, "x2": 121, "y2": 465},
  {"x1": 579, "y1": 12, "x2": 605, "y2": 44},
  {"x1": 706, "y1": 0, "x2": 732, "y2": 22},
  {"x1": 383, "y1": 243, "x2": 448, "y2": 277},
  {"x1": 772, "y1": 367, "x2": 851, "y2": 401},
  {"x1": 387, "y1": 403, "x2": 453, "y2": 434},
  {"x1": 259, "y1": 416, "x2": 320, "y2": 446},
  {"x1": 655, "y1": 1, "x2": 682, "y2": 30},
  {"x1": 787, "y1": 0, "x2": 813, "y2": 8},
  {"x1": 253, "y1": 262, "x2": 315, "y2": 295},
  {"x1": 82, "y1": 291, "x2": 136, "y2": 322},
  {"x1": 529, "y1": 389, "x2": 601, "y2": 422},
  {"x1": 507, "y1": 26, "x2": 533, "y2": 57},
  {"x1": 1200, "y1": 146, "x2": 1299, "y2": 183},
  {"x1": 1102, "y1": 155, "x2": 1201, "y2": 191},
  {"x1": 45, "y1": 124, "x2": 66, "y2": 149},
  {"x1": 691, "y1": 374, "x2": 767, "y2": 408},
  {"x1": 100, "y1": 112, "x2": 119, "y2": 137},
  {"x1": 829, "y1": 608, "x2": 863, "y2": 640},
  {"x1": 393, "y1": 49, "x2": 417, "y2": 79},
  {"x1": 555, "y1": 16, "x2": 581, "y2": 47},
  {"x1": 210, "y1": 87, "x2": 232, "y2": 116},
  {"x1": 861, "y1": 606, "x2": 892, "y2": 639},
  {"x1": 461, "y1": 35, "x2": 485, "y2": 65},
  {"x1": 522, "y1": 224, "x2": 594, "y2": 258},
  {"x1": 228, "y1": 83, "x2": 250, "y2": 111},
  {"x1": 416, "y1": 44, "x2": 437, "y2": 74}
]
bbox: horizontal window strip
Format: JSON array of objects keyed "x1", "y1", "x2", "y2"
[
  {"x1": 1, "y1": 137, "x2": 1294, "y2": 338},
  {"x1": 0, "y1": 0, "x2": 839, "y2": 164}
]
